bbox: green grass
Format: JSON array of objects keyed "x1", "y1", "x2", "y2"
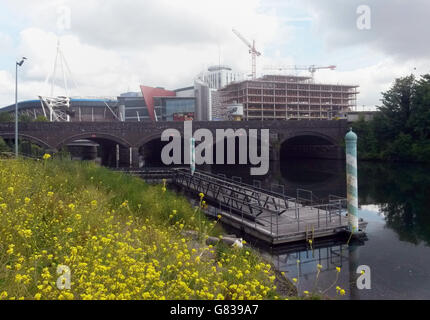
[{"x1": 0, "y1": 158, "x2": 285, "y2": 300}]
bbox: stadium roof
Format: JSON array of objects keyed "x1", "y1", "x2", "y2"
[{"x1": 0, "y1": 97, "x2": 118, "y2": 113}]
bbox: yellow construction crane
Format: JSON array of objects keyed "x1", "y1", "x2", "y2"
[
  {"x1": 232, "y1": 28, "x2": 261, "y2": 80},
  {"x1": 264, "y1": 64, "x2": 336, "y2": 81}
]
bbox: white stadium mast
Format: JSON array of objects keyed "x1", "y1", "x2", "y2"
[
  {"x1": 39, "y1": 38, "x2": 78, "y2": 122},
  {"x1": 232, "y1": 28, "x2": 261, "y2": 80}
]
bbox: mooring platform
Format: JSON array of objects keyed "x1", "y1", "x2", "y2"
[
  {"x1": 173, "y1": 168, "x2": 368, "y2": 245},
  {"x1": 118, "y1": 167, "x2": 368, "y2": 245},
  {"x1": 206, "y1": 206, "x2": 367, "y2": 245}
]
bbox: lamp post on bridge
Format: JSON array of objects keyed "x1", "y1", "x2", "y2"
[{"x1": 15, "y1": 57, "x2": 27, "y2": 158}]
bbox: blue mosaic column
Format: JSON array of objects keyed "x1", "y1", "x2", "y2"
[
  {"x1": 190, "y1": 137, "x2": 195, "y2": 176},
  {"x1": 345, "y1": 128, "x2": 359, "y2": 232}
]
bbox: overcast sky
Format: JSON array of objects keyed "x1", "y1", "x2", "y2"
[{"x1": 0, "y1": 0, "x2": 428, "y2": 108}]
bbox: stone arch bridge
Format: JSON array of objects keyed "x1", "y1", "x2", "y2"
[{"x1": 0, "y1": 120, "x2": 348, "y2": 167}]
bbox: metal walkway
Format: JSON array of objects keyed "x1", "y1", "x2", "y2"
[{"x1": 119, "y1": 167, "x2": 368, "y2": 245}]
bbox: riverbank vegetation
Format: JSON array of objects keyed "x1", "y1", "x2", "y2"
[
  {"x1": 352, "y1": 74, "x2": 430, "y2": 162},
  {"x1": 0, "y1": 158, "x2": 286, "y2": 300}
]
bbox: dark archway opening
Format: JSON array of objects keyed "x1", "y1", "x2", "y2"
[
  {"x1": 211, "y1": 135, "x2": 265, "y2": 165},
  {"x1": 139, "y1": 137, "x2": 193, "y2": 168},
  {"x1": 280, "y1": 135, "x2": 340, "y2": 160},
  {"x1": 63, "y1": 138, "x2": 130, "y2": 168},
  {"x1": 203, "y1": 135, "x2": 269, "y2": 179},
  {"x1": 139, "y1": 138, "x2": 168, "y2": 167}
]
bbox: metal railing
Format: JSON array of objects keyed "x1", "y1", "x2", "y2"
[
  {"x1": 198, "y1": 170, "x2": 294, "y2": 203},
  {"x1": 173, "y1": 169, "x2": 286, "y2": 219},
  {"x1": 296, "y1": 188, "x2": 313, "y2": 206},
  {"x1": 329, "y1": 194, "x2": 347, "y2": 208},
  {"x1": 174, "y1": 168, "x2": 297, "y2": 212},
  {"x1": 254, "y1": 200, "x2": 344, "y2": 238}
]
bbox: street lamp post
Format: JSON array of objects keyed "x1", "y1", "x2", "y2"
[{"x1": 15, "y1": 57, "x2": 26, "y2": 158}]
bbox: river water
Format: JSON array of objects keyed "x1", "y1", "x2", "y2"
[{"x1": 202, "y1": 159, "x2": 430, "y2": 300}]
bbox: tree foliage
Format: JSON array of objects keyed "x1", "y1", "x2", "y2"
[
  {"x1": 0, "y1": 137, "x2": 10, "y2": 153},
  {"x1": 34, "y1": 115, "x2": 48, "y2": 122},
  {"x1": 18, "y1": 114, "x2": 33, "y2": 123},
  {"x1": 353, "y1": 74, "x2": 430, "y2": 162},
  {"x1": 0, "y1": 112, "x2": 13, "y2": 122}
]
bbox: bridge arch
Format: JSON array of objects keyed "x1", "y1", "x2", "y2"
[
  {"x1": 55, "y1": 132, "x2": 133, "y2": 168},
  {"x1": 137, "y1": 131, "x2": 165, "y2": 148},
  {"x1": 0, "y1": 132, "x2": 54, "y2": 150},
  {"x1": 138, "y1": 132, "x2": 188, "y2": 167},
  {"x1": 209, "y1": 131, "x2": 269, "y2": 165},
  {"x1": 280, "y1": 131, "x2": 342, "y2": 160},
  {"x1": 279, "y1": 131, "x2": 339, "y2": 146},
  {"x1": 56, "y1": 132, "x2": 132, "y2": 150}
]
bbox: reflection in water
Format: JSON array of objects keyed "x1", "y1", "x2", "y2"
[
  {"x1": 256, "y1": 238, "x2": 365, "y2": 299},
  {"x1": 207, "y1": 159, "x2": 430, "y2": 245},
  {"x1": 359, "y1": 162, "x2": 430, "y2": 246},
  {"x1": 205, "y1": 159, "x2": 430, "y2": 299}
]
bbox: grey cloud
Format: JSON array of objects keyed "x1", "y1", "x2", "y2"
[
  {"x1": 57, "y1": 0, "x2": 226, "y2": 49},
  {"x1": 303, "y1": 0, "x2": 430, "y2": 61}
]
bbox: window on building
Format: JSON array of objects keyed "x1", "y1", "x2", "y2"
[{"x1": 163, "y1": 98, "x2": 195, "y2": 121}]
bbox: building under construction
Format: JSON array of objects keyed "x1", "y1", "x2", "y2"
[{"x1": 218, "y1": 74, "x2": 359, "y2": 120}]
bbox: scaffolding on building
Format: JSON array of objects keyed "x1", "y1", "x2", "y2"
[{"x1": 218, "y1": 75, "x2": 359, "y2": 121}]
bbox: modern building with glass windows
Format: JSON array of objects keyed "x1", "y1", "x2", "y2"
[
  {"x1": 154, "y1": 96, "x2": 195, "y2": 121},
  {"x1": 117, "y1": 92, "x2": 150, "y2": 121},
  {"x1": 175, "y1": 82, "x2": 212, "y2": 121}
]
